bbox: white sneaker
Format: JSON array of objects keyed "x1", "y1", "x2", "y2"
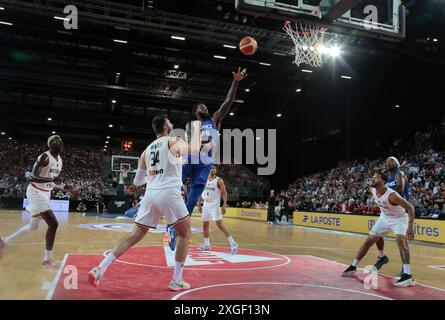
[
  {"x1": 88, "y1": 266, "x2": 103, "y2": 288},
  {"x1": 42, "y1": 259, "x2": 60, "y2": 270},
  {"x1": 230, "y1": 243, "x2": 238, "y2": 255},
  {"x1": 393, "y1": 274, "x2": 415, "y2": 287},
  {"x1": 169, "y1": 279, "x2": 190, "y2": 291},
  {"x1": 197, "y1": 244, "x2": 211, "y2": 251}
]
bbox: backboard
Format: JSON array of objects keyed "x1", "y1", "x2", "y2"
[
  {"x1": 235, "y1": 0, "x2": 405, "y2": 41},
  {"x1": 111, "y1": 155, "x2": 139, "y2": 173}
]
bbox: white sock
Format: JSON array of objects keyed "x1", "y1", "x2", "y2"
[
  {"x1": 98, "y1": 252, "x2": 116, "y2": 273},
  {"x1": 44, "y1": 250, "x2": 52, "y2": 261},
  {"x1": 352, "y1": 259, "x2": 360, "y2": 267},
  {"x1": 378, "y1": 250, "x2": 385, "y2": 258},
  {"x1": 403, "y1": 264, "x2": 411, "y2": 275},
  {"x1": 227, "y1": 236, "x2": 236, "y2": 246},
  {"x1": 204, "y1": 238, "x2": 210, "y2": 246},
  {"x1": 4, "y1": 218, "x2": 40, "y2": 244},
  {"x1": 173, "y1": 261, "x2": 185, "y2": 282}
]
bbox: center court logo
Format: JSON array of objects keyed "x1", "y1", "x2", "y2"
[
  {"x1": 78, "y1": 223, "x2": 201, "y2": 234},
  {"x1": 163, "y1": 247, "x2": 281, "y2": 267}
]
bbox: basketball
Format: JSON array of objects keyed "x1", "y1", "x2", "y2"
[{"x1": 239, "y1": 36, "x2": 258, "y2": 56}]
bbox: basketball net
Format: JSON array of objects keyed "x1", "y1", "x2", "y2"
[{"x1": 283, "y1": 21, "x2": 327, "y2": 68}]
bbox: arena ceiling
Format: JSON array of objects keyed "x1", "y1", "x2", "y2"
[{"x1": 0, "y1": 0, "x2": 444, "y2": 184}]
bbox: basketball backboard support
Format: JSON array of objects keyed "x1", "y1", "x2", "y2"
[{"x1": 235, "y1": 0, "x2": 405, "y2": 41}]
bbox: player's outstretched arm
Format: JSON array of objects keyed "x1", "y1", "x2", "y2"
[
  {"x1": 170, "y1": 120, "x2": 201, "y2": 155},
  {"x1": 213, "y1": 67, "x2": 247, "y2": 128},
  {"x1": 389, "y1": 192, "x2": 415, "y2": 240},
  {"x1": 29, "y1": 153, "x2": 54, "y2": 184},
  {"x1": 133, "y1": 151, "x2": 147, "y2": 187}
]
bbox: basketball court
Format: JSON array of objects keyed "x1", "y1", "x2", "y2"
[
  {"x1": 1, "y1": 210, "x2": 444, "y2": 300},
  {"x1": 0, "y1": 0, "x2": 444, "y2": 305}
]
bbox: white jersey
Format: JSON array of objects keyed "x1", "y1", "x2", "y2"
[
  {"x1": 372, "y1": 187, "x2": 407, "y2": 219},
  {"x1": 32, "y1": 151, "x2": 62, "y2": 191},
  {"x1": 203, "y1": 176, "x2": 221, "y2": 205},
  {"x1": 145, "y1": 136, "x2": 182, "y2": 190}
]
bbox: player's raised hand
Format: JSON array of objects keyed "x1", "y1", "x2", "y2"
[{"x1": 232, "y1": 67, "x2": 247, "y2": 82}]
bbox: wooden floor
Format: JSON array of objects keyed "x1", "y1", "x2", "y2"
[{"x1": 1, "y1": 209, "x2": 445, "y2": 300}]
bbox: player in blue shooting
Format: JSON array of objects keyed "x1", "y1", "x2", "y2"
[
  {"x1": 166, "y1": 67, "x2": 247, "y2": 250},
  {"x1": 374, "y1": 156, "x2": 411, "y2": 275}
]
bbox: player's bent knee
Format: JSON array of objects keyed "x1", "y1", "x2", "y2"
[{"x1": 366, "y1": 235, "x2": 380, "y2": 244}]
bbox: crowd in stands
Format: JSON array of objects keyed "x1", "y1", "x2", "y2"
[{"x1": 284, "y1": 123, "x2": 445, "y2": 219}]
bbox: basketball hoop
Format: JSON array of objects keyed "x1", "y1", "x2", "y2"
[{"x1": 283, "y1": 21, "x2": 327, "y2": 68}]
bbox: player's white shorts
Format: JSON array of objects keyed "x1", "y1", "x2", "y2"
[
  {"x1": 135, "y1": 187, "x2": 189, "y2": 229},
  {"x1": 370, "y1": 214, "x2": 409, "y2": 237},
  {"x1": 26, "y1": 184, "x2": 52, "y2": 217},
  {"x1": 201, "y1": 203, "x2": 222, "y2": 222}
]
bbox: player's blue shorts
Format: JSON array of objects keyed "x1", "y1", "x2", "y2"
[{"x1": 182, "y1": 163, "x2": 212, "y2": 187}]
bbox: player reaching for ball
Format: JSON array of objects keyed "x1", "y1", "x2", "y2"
[{"x1": 166, "y1": 67, "x2": 247, "y2": 250}]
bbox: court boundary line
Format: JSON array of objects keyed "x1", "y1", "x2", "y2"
[
  {"x1": 427, "y1": 265, "x2": 445, "y2": 271},
  {"x1": 45, "y1": 253, "x2": 69, "y2": 300},
  {"x1": 170, "y1": 282, "x2": 393, "y2": 301}
]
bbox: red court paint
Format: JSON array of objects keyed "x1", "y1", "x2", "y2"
[{"x1": 49, "y1": 246, "x2": 445, "y2": 300}]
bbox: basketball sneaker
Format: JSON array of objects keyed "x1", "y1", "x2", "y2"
[
  {"x1": 374, "y1": 255, "x2": 389, "y2": 271},
  {"x1": 0, "y1": 238, "x2": 6, "y2": 258},
  {"x1": 197, "y1": 244, "x2": 211, "y2": 251},
  {"x1": 166, "y1": 225, "x2": 177, "y2": 251},
  {"x1": 88, "y1": 266, "x2": 103, "y2": 288},
  {"x1": 42, "y1": 260, "x2": 60, "y2": 270},
  {"x1": 169, "y1": 278, "x2": 190, "y2": 291},
  {"x1": 393, "y1": 274, "x2": 415, "y2": 287},
  {"x1": 230, "y1": 242, "x2": 238, "y2": 255},
  {"x1": 341, "y1": 265, "x2": 357, "y2": 277}
]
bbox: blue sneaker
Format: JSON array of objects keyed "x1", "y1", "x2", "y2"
[{"x1": 166, "y1": 225, "x2": 177, "y2": 251}]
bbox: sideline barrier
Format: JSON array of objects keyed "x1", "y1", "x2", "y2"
[
  {"x1": 293, "y1": 211, "x2": 445, "y2": 244},
  {"x1": 192, "y1": 207, "x2": 267, "y2": 221}
]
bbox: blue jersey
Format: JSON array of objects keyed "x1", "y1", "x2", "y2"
[
  {"x1": 386, "y1": 168, "x2": 410, "y2": 200},
  {"x1": 185, "y1": 118, "x2": 219, "y2": 166},
  {"x1": 200, "y1": 118, "x2": 219, "y2": 162}
]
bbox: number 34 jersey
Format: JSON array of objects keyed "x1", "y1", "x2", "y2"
[{"x1": 145, "y1": 136, "x2": 183, "y2": 190}]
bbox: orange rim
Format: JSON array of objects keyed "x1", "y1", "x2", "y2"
[{"x1": 284, "y1": 21, "x2": 327, "y2": 36}]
